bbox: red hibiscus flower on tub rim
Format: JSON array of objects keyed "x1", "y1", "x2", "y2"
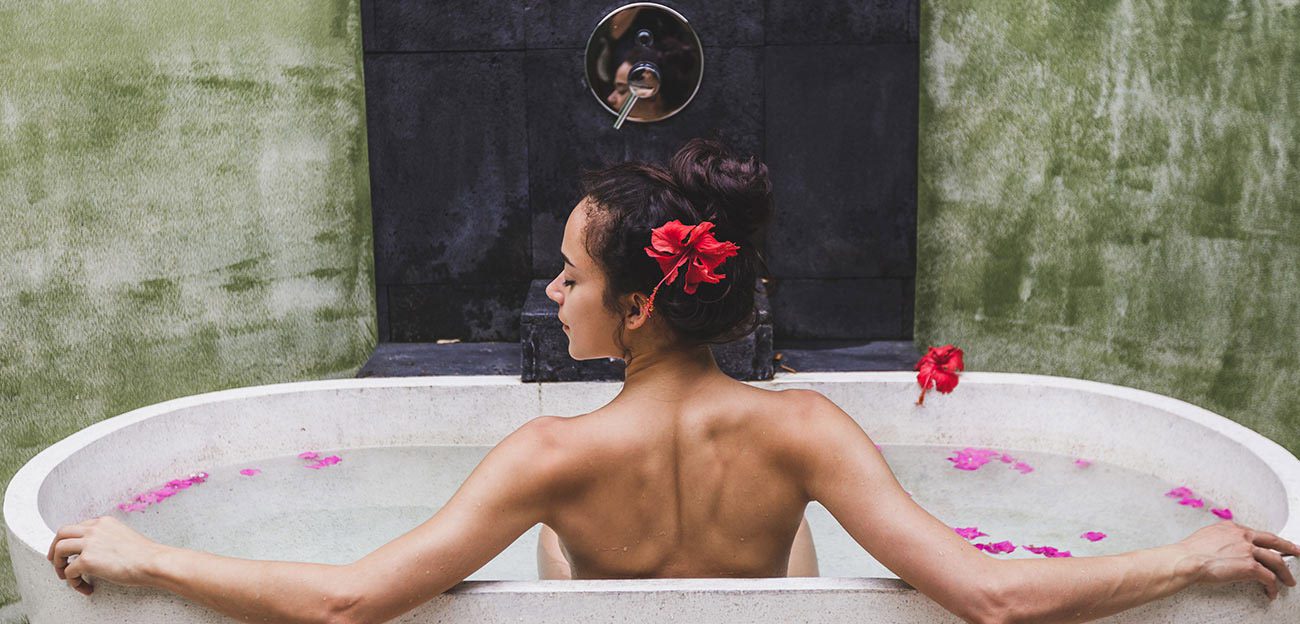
[{"x1": 915, "y1": 344, "x2": 964, "y2": 406}]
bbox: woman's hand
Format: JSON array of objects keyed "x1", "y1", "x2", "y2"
[
  {"x1": 47, "y1": 515, "x2": 166, "y2": 595},
  {"x1": 1176, "y1": 520, "x2": 1300, "y2": 600}
]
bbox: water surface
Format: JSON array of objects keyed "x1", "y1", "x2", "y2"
[{"x1": 113, "y1": 445, "x2": 1236, "y2": 580}]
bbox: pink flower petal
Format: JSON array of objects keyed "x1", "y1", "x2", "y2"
[
  {"x1": 1025, "y1": 544, "x2": 1072, "y2": 558},
  {"x1": 1211, "y1": 507, "x2": 1233, "y2": 520},
  {"x1": 1166, "y1": 486, "x2": 1194, "y2": 499},
  {"x1": 298, "y1": 451, "x2": 319, "y2": 460},
  {"x1": 1179, "y1": 497, "x2": 1204, "y2": 508},
  {"x1": 1074, "y1": 459, "x2": 1092, "y2": 468},
  {"x1": 1013, "y1": 462, "x2": 1034, "y2": 474},
  {"x1": 239, "y1": 468, "x2": 262, "y2": 476},
  {"x1": 947, "y1": 448, "x2": 1003, "y2": 471},
  {"x1": 954, "y1": 527, "x2": 988, "y2": 540},
  {"x1": 1080, "y1": 531, "x2": 1107, "y2": 542},
  {"x1": 974, "y1": 540, "x2": 1016, "y2": 554}
]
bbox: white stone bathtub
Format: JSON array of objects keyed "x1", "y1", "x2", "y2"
[{"x1": 5, "y1": 372, "x2": 1298, "y2": 623}]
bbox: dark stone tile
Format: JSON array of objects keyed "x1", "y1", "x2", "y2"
[
  {"x1": 768, "y1": 278, "x2": 905, "y2": 340},
  {"x1": 376, "y1": 284, "x2": 391, "y2": 342},
  {"x1": 358, "y1": 342, "x2": 522, "y2": 377},
  {"x1": 901, "y1": 276, "x2": 914, "y2": 338},
  {"x1": 520, "y1": 280, "x2": 772, "y2": 381},
  {"x1": 367, "y1": 0, "x2": 526, "y2": 51},
  {"x1": 361, "y1": 0, "x2": 377, "y2": 52},
  {"x1": 765, "y1": 44, "x2": 917, "y2": 279},
  {"x1": 388, "y1": 282, "x2": 530, "y2": 342},
  {"x1": 365, "y1": 53, "x2": 531, "y2": 285},
  {"x1": 524, "y1": 0, "x2": 763, "y2": 49},
  {"x1": 526, "y1": 46, "x2": 763, "y2": 277},
  {"x1": 766, "y1": 0, "x2": 917, "y2": 45}
]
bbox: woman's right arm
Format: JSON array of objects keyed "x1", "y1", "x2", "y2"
[{"x1": 787, "y1": 389, "x2": 1298, "y2": 624}]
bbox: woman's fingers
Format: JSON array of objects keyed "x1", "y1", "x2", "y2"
[
  {"x1": 1250, "y1": 562, "x2": 1279, "y2": 600},
  {"x1": 1255, "y1": 547, "x2": 1296, "y2": 588},
  {"x1": 51, "y1": 538, "x2": 86, "y2": 580},
  {"x1": 47, "y1": 524, "x2": 87, "y2": 561},
  {"x1": 66, "y1": 572, "x2": 92, "y2": 596},
  {"x1": 1250, "y1": 530, "x2": 1300, "y2": 558}
]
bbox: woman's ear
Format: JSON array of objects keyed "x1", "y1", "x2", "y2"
[{"x1": 624, "y1": 292, "x2": 650, "y2": 330}]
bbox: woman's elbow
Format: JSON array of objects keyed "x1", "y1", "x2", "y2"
[
  {"x1": 955, "y1": 575, "x2": 1015, "y2": 624},
  {"x1": 322, "y1": 591, "x2": 365, "y2": 624}
]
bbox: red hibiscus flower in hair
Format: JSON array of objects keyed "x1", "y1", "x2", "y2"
[
  {"x1": 915, "y1": 344, "x2": 964, "y2": 406},
  {"x1": 642, "y1": 220, "x2": 740, "y2": 316}
]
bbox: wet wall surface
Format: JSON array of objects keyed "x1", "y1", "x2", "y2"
[
  {"x1": 0, "y1": 0, "x2": 374, "y2": 609},
  {"x1": 916, "y1": 1, "x2": 1300, "y2": 455},
  {"x1": 362, "y1": 0, "x2": 920, "y2": 343}
]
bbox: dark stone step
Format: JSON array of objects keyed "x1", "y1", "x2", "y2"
[
  {"x1": 357, "y1": 341, "x2": 521, "y2": 377},
  {"x1": 772, "y1": 339, "x2": 920, "y2": 373}
]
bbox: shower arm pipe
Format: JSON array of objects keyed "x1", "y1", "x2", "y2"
[{"x1": 613, "y1": 62, "x2": 660, "y2": 130}]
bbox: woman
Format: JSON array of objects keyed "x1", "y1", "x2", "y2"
[{"x1": 49, "y1": 139, "x2": 1296, "y2": 624}]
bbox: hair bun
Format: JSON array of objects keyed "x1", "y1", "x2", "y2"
[{"x1": 668, "y1": 138, "x2": 773, "y2": 241}]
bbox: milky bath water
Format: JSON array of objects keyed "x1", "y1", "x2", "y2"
[{"x1": 109, "y1": 444, "x2": 1237, "y2": 580}]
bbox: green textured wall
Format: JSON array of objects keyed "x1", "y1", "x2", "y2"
[
  {"x1": 0, "y1": 0, "x2": 374, "y2": 609},
  {"x1": 918, "y1": 1, "x2": 1300, "y2": 455}
]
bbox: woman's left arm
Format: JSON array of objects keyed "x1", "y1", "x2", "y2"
[{"x1": 50, "y1": 416, "x2": 574, "y2": 624}]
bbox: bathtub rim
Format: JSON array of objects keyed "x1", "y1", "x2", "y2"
[{"x1": 6, "y1": 370, "x2": 1299, "y2": 596}]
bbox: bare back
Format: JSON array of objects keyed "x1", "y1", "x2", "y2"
[{"x1": 543, "y1": 382, "x2": 810, "y2": 579}]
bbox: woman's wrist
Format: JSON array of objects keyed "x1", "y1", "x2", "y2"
[
  {"x1": 1158, "y1": 543, "x2": 1208, "y2": 585},
  {"x1": 140, "y1": 543, "x2": 179, "y2": 589}
]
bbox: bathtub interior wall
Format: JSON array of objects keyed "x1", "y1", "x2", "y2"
[
  {"x1": 31, "y1": 374, "x2": 1290, "y2": 546},
  {"x1": 35, "y1": 378, "x2": 542, "y2": 531}
]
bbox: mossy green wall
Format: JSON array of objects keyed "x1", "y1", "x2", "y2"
[
  {"x1": 918, "y1": 2, "x2": 1300, "y2": 456},
  {"x1": 0, "y1": 0, "x2": 374, "y2": 608}
]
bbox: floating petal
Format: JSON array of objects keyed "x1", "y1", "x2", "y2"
[{"x1": 954, "y1": 527, "x2": 988, "y2": 540}]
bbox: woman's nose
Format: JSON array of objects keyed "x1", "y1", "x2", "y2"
[{"x1": 545, "y1": 275, "x2": 563, "y2": 304}]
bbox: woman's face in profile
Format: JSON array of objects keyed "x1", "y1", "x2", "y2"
[{"x1": 545, "y1": 198, "x2": 624, "y2": 361}]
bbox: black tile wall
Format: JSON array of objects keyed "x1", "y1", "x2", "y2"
[
  {"x1": 365, "y1": 52, "x2": 531, "y2": 282},
  {"x1": 362, "y1": 0, "x2": 918, "y2": 342},
  {"x1": 388, "y1": 282, "x2": 530, "y2": 342},
  {"x1": 766, "y1": 0, "x2": 918, "y2": 44},
  {"x1": 768, "y1": 278, "x2": 906, "y2": 339},
  {"x1": 765, "y1": 44, "x2": 917, "y2": 279},
  {"x1": 368, "y1": 1, "x2": 528, "y2": 51},
  {"x1": 524, "y1": 0, "x2": 765, "y2": 48}
]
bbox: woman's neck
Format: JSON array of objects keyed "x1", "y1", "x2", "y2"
[{"x1": 616, "y1": 343, "x2": 729, "y2": 403}]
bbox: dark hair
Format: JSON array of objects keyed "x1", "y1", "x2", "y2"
[{"x1": 579, "y1": 138, "x2": 773, "y2": 356}]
